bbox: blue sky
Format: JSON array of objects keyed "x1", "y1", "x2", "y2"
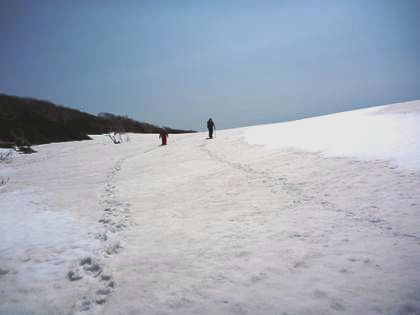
[{"x1": 1, "y1": 0, "x2": 420, "y2": 131}]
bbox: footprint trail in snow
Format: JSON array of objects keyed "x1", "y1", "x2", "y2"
[{"x1": 68, "y1": 156, "x2": 133, "y2": 313}]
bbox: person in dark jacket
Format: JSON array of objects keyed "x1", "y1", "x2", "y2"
[
  {"x1": 159, "y1": 130, "x2": 169, "y2": 145},
  {"x1": 207, "y1": 118, "x2": 215, "y2": 139}
]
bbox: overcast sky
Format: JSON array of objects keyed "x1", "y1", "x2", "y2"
[{"x1": 1, "y1": 0, "x2": 420, "y2": 131}]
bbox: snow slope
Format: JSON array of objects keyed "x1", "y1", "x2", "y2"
[
  {"x1": 244, "y1": 100, "x2": 420, "y2": 171},
  {"x1": 1, "y1": 101, "x2": 420, "y2": 315}
]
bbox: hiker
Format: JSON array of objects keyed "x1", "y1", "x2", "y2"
[
  {"x1": 207, "y1": 118, "x2": 215, "y2": 139},
  {"x1": 159, "y1": 129, "x2": 169, "y2": 145}
]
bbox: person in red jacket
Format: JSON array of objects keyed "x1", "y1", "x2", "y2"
[{"x1": 159, "y1": 129, "x2": 169, "y2": 145}]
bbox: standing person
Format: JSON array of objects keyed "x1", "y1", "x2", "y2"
[
  {"x1": 207, "y1": 118, "x2": 215, "y2": 139},
  {"x1": 159, "y1": 129, "x2": 169, "y2": 145}
]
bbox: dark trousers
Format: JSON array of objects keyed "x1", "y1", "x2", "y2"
[{"x1": 208, "y1": 128, "x2": 213, "y2": 139}]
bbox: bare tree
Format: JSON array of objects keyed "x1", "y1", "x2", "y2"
[
  {"x1": 106, "y1": 132, "x2": 122, "y2": 144},
  {"x1": 11, "y1": 129, "x2": 36, "y2": 154},
  {"x1": 105, "y1": 118, "x2": 131, "y2": 144}
]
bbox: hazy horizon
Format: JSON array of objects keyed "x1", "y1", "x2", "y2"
[{"x1": 1, "y1": 1, "x2": 420, "y2": 131}]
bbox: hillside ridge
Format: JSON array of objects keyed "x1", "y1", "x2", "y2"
[{"x1": 0, "y1": 93, "x2": 195, "y2": 148}]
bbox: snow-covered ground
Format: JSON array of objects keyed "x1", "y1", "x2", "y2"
[
  {"x1": 244, "y1": 100, "x2": 420, "y2": 171},
  {"x1": 1, "y1": 100, "x2": 419, "y2": 315}
]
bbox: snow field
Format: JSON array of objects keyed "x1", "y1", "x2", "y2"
[
  {"x1": 244, "y1": 100, "x2": 420, "y2": 171},
  {"x1": 0, "y1": 100, "x2": 420, "y2": 314}
]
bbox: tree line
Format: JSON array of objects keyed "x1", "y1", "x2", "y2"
[{"x1": 0, "y1": 93, "x2": 195, "y2": 149}]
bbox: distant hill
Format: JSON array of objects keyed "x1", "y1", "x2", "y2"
[{"x1": 0, "y1": 93, "x2": 195, "y2": 148}]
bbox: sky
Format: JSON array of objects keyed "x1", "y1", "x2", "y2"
[{"x1": 1, "y1": 0, "x2": 420, "y2": 131}]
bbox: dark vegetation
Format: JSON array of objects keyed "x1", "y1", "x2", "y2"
[{"x1": 0, "y1": 93, "x2": 195, "y2": 148}]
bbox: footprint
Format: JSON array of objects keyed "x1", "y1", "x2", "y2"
[
  {"x1": 105, "y1": 242, "x2": 122, "y2": 255},
  {"x1": 96, "y1": 297, "x2": 107, "y2": 305},
  {"x1": 67, "y1": 270, "x2": 83, "y2": 281},
  {"x1": 96, "y1": 288, "x2": 111, "y2": 296},
  {"x1": 101, "y1": 274, "x2": 111, "y2": 281},
  {"x1": 79, "y1": 257, "x2": 103, "y2": 276},
  {"x1": 75, "y1": 298, "x2": 91, "y2": 312},
  {"x1": 96, "y1": 232, "x2": 108, "y2": 241}
]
